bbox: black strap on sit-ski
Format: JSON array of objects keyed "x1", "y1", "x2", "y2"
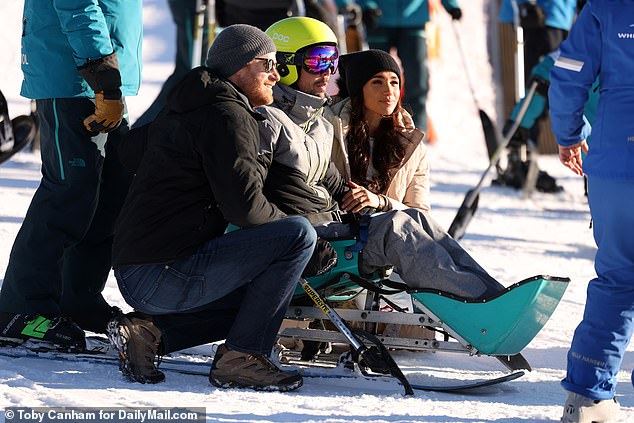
[
  {"x1": 348, "y1": 273, "x2": 406, "y2": 295},
  {"x1": 347, "y1": 215, "x2": 370, "y2": 253}
]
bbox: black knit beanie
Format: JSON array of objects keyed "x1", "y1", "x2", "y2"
[
  {"x1": 205, "y1": 24, "x2": 276, "y2": 78},
  {"x1": 338, "y1": 50, "x2": 401, "y2": 98}
]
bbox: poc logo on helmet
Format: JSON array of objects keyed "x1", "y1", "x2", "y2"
[{"x1": 271, "y1": 32, "x2": 290, "y2": 43}]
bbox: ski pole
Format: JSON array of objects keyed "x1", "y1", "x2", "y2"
[
  {"x1": 447, "y1": 80, "x2": 538, "y2": 240},
  {"x1": 192, "y1": 0, "x2": 212, "y2": 67},
  {"x1": 297, "y1": 278, "x2": 414, "y2": 395},
  {"x1": 511, "y1": 0, "x2": 526, "y2": 100},
  {"x1": 451, "y1": 20, "x2": 499, "y2": 160}
]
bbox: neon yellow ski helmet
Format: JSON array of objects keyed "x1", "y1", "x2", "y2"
[{"x1": 265, "y1": 17, "x2": 338, "y2": 86}]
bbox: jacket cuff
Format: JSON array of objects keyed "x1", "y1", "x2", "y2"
[{"x1": 78, "y1": 52, "x2": 122, "y2": 98}]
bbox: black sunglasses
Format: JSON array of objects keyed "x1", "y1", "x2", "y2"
[{"x1": 253, "y1": 57, "x2": 277, "y2": 73}]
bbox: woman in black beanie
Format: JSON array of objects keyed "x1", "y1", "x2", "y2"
[
  {"x1": 326, "y1": 50, "x2": 506, "y2": 340},
  {"x1": 327, "y1": 49, "x2": 430, "y2": 213}
]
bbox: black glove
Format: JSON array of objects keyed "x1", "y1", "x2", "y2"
[
  {"x1": 302, "y1": 238, "x2": 337, "y2": 278},
  {"x1": 362, "y1": 6, "x2": 382, "y2": 30},
  {"x1": 448, "y1": 7, "x2": 462, "y2": 21},
  {"x1": 77, "y1": 52, "x2": 124, "y2": 133}
]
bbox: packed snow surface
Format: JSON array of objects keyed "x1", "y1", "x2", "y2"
[{"x1": 0, "y1": 1, "x2": 632, "y2": 421}]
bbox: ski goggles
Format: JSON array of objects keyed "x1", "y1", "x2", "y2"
[
  {"x1": 301, "y1": 45, "x2": 339, "y2": 74},
  {"x1": 278, "y1": 45, "x2": 339, "y2": 75}
]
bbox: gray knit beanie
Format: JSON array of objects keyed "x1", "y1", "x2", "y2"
[{"x1": 205, "y1": 24, "x2": 276, "y2": 78}]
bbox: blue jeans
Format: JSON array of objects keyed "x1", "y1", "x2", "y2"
[
  {"x1": 115, "y1": 216, "x2": 316, "y2": 355},
  {"x1": 562, "y1": 177, "x2": 634, "y2": 400}
]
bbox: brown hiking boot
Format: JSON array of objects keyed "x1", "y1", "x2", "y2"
[
  {"x1": 107, "y1": 312, "x2": 165, "y2": 384},
  {"x1": 209, "y1": 344, "x2": 303, "y2": 392}
]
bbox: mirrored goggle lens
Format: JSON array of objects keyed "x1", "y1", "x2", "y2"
[{"x1": 302, "y1": 45, "x2": 338, "y2": 74}]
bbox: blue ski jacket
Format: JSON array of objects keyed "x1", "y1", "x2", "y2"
[
  {"x1": 549, "y1": 0, "x2": 634, "y2": 180},
  {"x1": 498, "y1": 0, "x2": 577, "y2": 31},
  {"x1": 340, "y1": 0, "x2": 460, "y2": 28},
  {"x1": 20, "y1": 0, "x2": 143, "y2": 99}
]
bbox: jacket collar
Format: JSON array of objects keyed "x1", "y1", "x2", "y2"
[
  {"x1": 272, "y1": 84, "x2": 329, "y2": 126},
  {"x1": 168, "y1": 67, "x2": 264, "y2": 120},
  {"x1": 224, "y1": 79, "x2": 267, "y2": 120},
  {"x1": 330, "y1": 97, "x2": 425, "y2": 145}
]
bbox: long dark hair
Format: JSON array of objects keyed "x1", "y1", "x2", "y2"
[{"x1": 346, "y1": 92, "x2": 407, "y2": 195}]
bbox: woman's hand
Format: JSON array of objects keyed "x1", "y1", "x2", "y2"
[
  {"x1": 558, "y1": 140, "x2": 588, "y2": 176},
  {"x1": 341, "y1": 181, "x2": 381, "y2": 213}
]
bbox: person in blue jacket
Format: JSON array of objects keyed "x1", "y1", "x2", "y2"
[
  {"x1": 0, "y1": 0, "x2": 142, "y2": 350},
  {"x1": 549, "y1": 1, "x2": 633, "y2": 421},
  {"x1": 336, "y1": 0, "x2": 462, "y2": 132}
]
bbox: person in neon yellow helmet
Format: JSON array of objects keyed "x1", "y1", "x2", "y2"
[
  {"x1": 258, "y1": 17, "x2": 506, "y2": 306},
  {"x1": 265, "y1": 16, "x2": 338, "y2": 96}
]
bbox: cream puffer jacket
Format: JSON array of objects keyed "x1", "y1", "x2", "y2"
[{"x1": 325, "y1": 98, "x2": 430, "y2": 211}]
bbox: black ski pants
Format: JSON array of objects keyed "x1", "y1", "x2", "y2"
[{"x1": 0, "y1": 98, "x2": 133, "y2": 333}]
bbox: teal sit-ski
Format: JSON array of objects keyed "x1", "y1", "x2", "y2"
[{"x1": 284, "y1": 238, "x2": 569, "y2": 374}]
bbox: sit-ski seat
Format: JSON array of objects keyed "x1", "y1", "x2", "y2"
[
  {"x1": 297, "y1": 239, "x2": 570, "y2": 356},
  {"x1": 292, "y1": 238, "x2": 392, "y2": 303}
]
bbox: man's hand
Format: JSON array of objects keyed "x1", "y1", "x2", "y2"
[
  {"x1": 558, "y1": 140, "x2": 588, "y2": 176},
  {"x1": 341, "y1": 181, "x2": 380, "y2": 213},
  {"x1": 84, "y1": 92, "x2": 124, "y2": 133}
]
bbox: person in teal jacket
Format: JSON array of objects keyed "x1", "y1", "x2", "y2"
[
  {"x1": 499, "y1": 0, "x2": 577, "y2": 83},
  {"x1": 0, "y1": 0, "x2": 142, "y2": 351},
  {"x1": 336, "y1": 0, "x2": 462, "y2": 132}
]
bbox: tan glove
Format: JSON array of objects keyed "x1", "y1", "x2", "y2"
[
  {"x1": 78, "y1": 52, "x2": 124, "y2": 133},
  {"x1": 83, "y1": 92, "x2": 124, "y2": 133}
]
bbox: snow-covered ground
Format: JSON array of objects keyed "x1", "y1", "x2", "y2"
[{"x1": 1, "y1": 0, "x2": 633, "y2": 422}]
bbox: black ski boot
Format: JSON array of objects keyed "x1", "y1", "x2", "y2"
[
  {"x1": 0, "y1": 312, "x2": 86, "y2": 351},
  {"x1": 536, "y1": 170, "x2": 564, "y2": 193},
  {"x1": 493, "y1": 143, "x2": 563, "y2": 193},
  {"x1": 493, "y1": 141, "x2": 528, "y2": 189},
  {"x1": 107, "y1": 312, "x2": 165, "y2": 384}
]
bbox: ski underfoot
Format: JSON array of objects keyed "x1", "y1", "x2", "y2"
[{"x1": 1, "y1": 337, "x2": 524, "y2": 394}]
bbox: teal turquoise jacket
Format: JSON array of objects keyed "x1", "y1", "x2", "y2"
[
  {"x1": 498, "y1": 0, "x2": 577, "y2": 30},
  {"x1": 337, "y1": 0, "x2": 460, "y2": 28},
  {"x1": 20, "y1": 0, "x2": 143, "y2": 99}
]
